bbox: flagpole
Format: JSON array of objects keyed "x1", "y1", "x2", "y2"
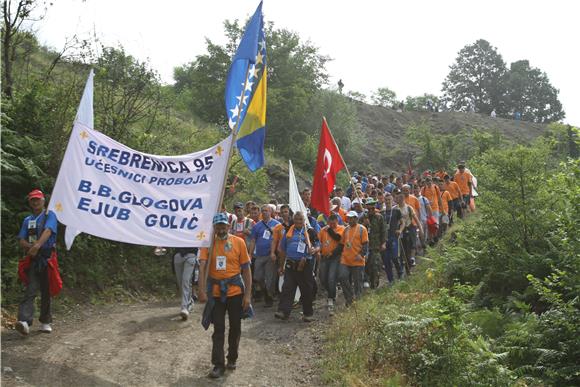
[
  {"x1": 322, "y1": 116, "x2": 363, "y2": 204},
  {"x1": 203, "y1": 63, "x2": 252, "y2": 292}
]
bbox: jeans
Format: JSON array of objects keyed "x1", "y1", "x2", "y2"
[
  {"x1": 319, "y1": 255, "x2": 340, "y2": 300},
  {"x1": 173, "y1": 252, "x2": 196, "y2": 311},
  {"x1": 18, "y1": 266, "x2": 51, "y2": 325},
  {"x1": 253, "y1": 255, "x2": 276, "y2": 298},
  {"x1": 277, "y1": 260, "x2": 314, "y2": 317},
  {"x1": 211, "y1": 294, "x2": 242, "y2": 368},
  {"x1": 338, "y1": 264, "x2": 364, "y2": 306},
  {"x1": 382, "y1": 235, "x2": 403, "y2": 283}
]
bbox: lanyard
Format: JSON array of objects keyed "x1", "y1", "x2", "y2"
[{"x1": 346, "y1": 224, "x2": 359, "y2": 247}]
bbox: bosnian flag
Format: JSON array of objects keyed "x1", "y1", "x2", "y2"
[{"x1": 224, "y1": 1, "x2": 267, "y2": 172}]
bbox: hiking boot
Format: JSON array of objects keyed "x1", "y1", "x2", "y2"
[
  {"x1": 303, "y1": 315, "x2": 316, "y2": 323},
  {"x1": 410, "y1": 257, "x2": 416, "y2": 267},
  {"x1": 208, "y1": 366, "x2": 225, "y2": 379},
  {"x1": 363, "y1": 281, "x2": 370, "y2": 289},
  {"x1": 226, "y1": 361, "x2": 237, "y2": 370},
  {"x1": 15, "y1": 321, "x2": 29, "y2": 336},
  {"x1": 274, "y1": 311, "x2": 289, "y2": 320},
  {"x1": 39, "y1": 323, "x2": 52, "y2": 333},
  {"x1": 180, "y1": 308, "x2": 189, "y2": 321}
]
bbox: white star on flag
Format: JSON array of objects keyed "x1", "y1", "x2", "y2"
[
  {"x1": 248, "y1": 64, "x2": 256, "y2": 79},
  {"x1": 256, "y1": 52, "x2": 264, "y2": 64},
  {"x1": 230, "y1": 105, "x2": 240, "y2": 118},
  {"x1": 236, "y1": 94, "x2": 249, "y2": 106}
]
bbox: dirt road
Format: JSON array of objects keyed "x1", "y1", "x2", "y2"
[{"x1": 1, "y1": 299, "x2": 328, "y2": 386}]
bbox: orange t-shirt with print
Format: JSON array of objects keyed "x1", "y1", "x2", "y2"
[
  {"x1": 340, "y1": 224, "x2": 369, "y2": 267},
  {"x1": 421, "y1": 185, "x2": 440, "y2": 212},
  {"x1": 405, "y1": 194, "x2": 421, "y2": 225},
  {"x1": 454, "y1": 171, "x2": 473, "y2": 195},
  {"x1": 444, "y1": 181, "x2": 462, "y2": 200},
  {"x1": 319, "y1": 224, "x2": 345, "y2": 256},
  {"x1": 440, "y1": 190, "x2": 452, "y2": 214},
  {"x1": 199, "y1": 234, "x2": 250, "y2": 297}
]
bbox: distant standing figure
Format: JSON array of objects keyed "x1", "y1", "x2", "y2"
[
  {"x1": 337, "y1": 79, "x2": 344, "y2": 94},
  {"x1": 398, "y1": 101, "x2": 404, "y2": 112},
  {"x1": 491, "y1": 109, "x2": 497, "y2": 118},
  {"x1": 515, "y1": 111, "x2": 521, "y2": 121}
]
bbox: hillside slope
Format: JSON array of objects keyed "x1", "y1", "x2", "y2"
[{"x1": 265, "y1": 102, "x2": 549, "y2": 199}]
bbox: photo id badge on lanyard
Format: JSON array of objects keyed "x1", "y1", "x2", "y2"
[
  {"x1": 216, "y1": 255, "x2": 227, "y2": 271},
  {"x1": 263, "y1": 229, "x2": 271, "y2": 240},
  {"x1": 297, "y1": 240, "x2": 306, "y2": 253},
  {"x1": 236, "y1": 222, "x2": 244, "y2": 232}
]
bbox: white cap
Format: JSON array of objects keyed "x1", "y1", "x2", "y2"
[{"x1": 347, "y1": 211, "x2": 358, "y2": 218}]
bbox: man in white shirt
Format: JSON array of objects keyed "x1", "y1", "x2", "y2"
[{"x1": 335, "y1": 187, "x2": 351, "y2": 211}]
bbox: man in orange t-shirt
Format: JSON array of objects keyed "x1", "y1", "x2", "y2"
[
  {"x1": 318, "y1": 214, "x2": 345, "y2": 314},
  {"x1": 338, "y1": 211, "x2": 369, "y2": 306},
  {"x1": 198, "y1": 213, "x2": 252, "y2": 379},
  {"x1": 443, "y1": 175, "x2": 463, "y2": 220},
  {"x1": 438, "y1": 179, "x2": 453, "y2": 234},
  {"x1": 454, "y1": 162, "x2": 473, "y2": 212}
]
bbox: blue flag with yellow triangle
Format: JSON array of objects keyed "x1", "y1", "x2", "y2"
[{"x1": 225, "y1": 1, "x2": 266, "y2": 172}]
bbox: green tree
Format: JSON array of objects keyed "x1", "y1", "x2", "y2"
[
  {"x1": 442, "y1": 39, "x2": 507, "y2": 115},
  {"x1": 371, "y1": 87, "x2": 397, "y2": 108},
  {"x1": 95, "y1": 46, "x2": 164, "y2": 143},
  {"x1": 504, "y1": 59, "x2": 565, "y2": 123},
  {"x1": 405, "y1": 93, "x2": 439, "y2": 111}
]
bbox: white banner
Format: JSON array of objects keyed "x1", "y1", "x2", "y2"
[
  {"x1": 49, "y1": 122, "x2": 232, "y2": 247},
  {"x1": 288, "y1": 159, "x2": 310, "y2": 227}
]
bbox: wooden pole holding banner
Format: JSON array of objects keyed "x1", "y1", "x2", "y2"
[
  {"x1": 322, "y1": 116, "x2": 363, "y2": 205},
  {"x1": 201, "y1": 64, "x2": 252, "y2": 292}
]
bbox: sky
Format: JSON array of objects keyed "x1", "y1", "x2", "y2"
[{"x1": 31, "y1": 0, "x2": 579, "y2": 125}]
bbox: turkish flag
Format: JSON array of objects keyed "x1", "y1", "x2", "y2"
[{"x1": 311, "y1": 118, "x2": 345, "y2": 215}]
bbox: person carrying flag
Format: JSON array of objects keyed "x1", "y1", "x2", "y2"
[
  {"x1": 275, "y1": 211, "x2": 316, "y2": 322},
  {"x1": 198, "y1": 213, "x2": 252, "y2": 379}
]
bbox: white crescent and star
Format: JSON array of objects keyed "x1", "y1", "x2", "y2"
[{"x1": 323, "y1": 148, "x2": 332, "y2": 178}]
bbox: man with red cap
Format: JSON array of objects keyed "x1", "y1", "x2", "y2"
[{"x1": 15, "y1": 189, "x2": 58, "y2": 335}]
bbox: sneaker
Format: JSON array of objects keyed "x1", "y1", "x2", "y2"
[
  {"x1": 303, "y1": 315, "x2": 316, "y2": 323},
  {"x1": 180, "y1": 308, "x2": 189, "y2": 321},
  {"x1": 274, "y1": 311, "x2": 289, "y2": 320},
  {"x1": 208, "y1": 366, "x2": 225, "y2": 379},
  {"x1": 410, "y1": 257, "x2": 416, "y2": 267},
  {"x1": 226, "y1": 361, "x2": 237, "y2": 370},
  {"x1": 39, "y1": 323, "x2": 52, "y2": 333},
  {"x1": 326, "y1": 298, "x2": 334, "y2": 307},
  {"x1": 15, "y1": 321, "x2": 29, "y2": 336},
  {"x1": 363, "y1": 281, "x2": 370, "y2": 289}
]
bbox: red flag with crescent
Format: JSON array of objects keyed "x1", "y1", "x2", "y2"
[{"x1": 311, "y1": 118, "x2": 346, "y2": 215}]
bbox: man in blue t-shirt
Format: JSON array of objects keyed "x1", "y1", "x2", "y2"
[
  {"x1": 275, "y1": 211, "x2": 317, "y2": 322},
  {"x1": 15, "y1": 189, "x2": 58, "y2": 336},
  {"x1": 248, "y1": 204, "x2": 281, "y2": 307}
]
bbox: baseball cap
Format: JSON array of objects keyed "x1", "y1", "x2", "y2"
[
  {"x1": 212, "y1": 213, "x2": 229, "y2": 225},
  {"x1": 233, "y1": 202, "x2": 244, "y2": 209},
  {"x1": 392, "y1": 188, "x2": 402, "y2": 195},
  {"x1": 346, "y1": 210, "x2": 358, "y2": 218},
  {"x1": 27, "y1": 189, "x2": 45, "y2": 200},
  {"x1": 365, "y1": 198, "x2": 377, "y2": 206}
]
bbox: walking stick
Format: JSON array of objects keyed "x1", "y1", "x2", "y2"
[{"x1": 398, "y1": 235, "x2": 411, "y2": 276}]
